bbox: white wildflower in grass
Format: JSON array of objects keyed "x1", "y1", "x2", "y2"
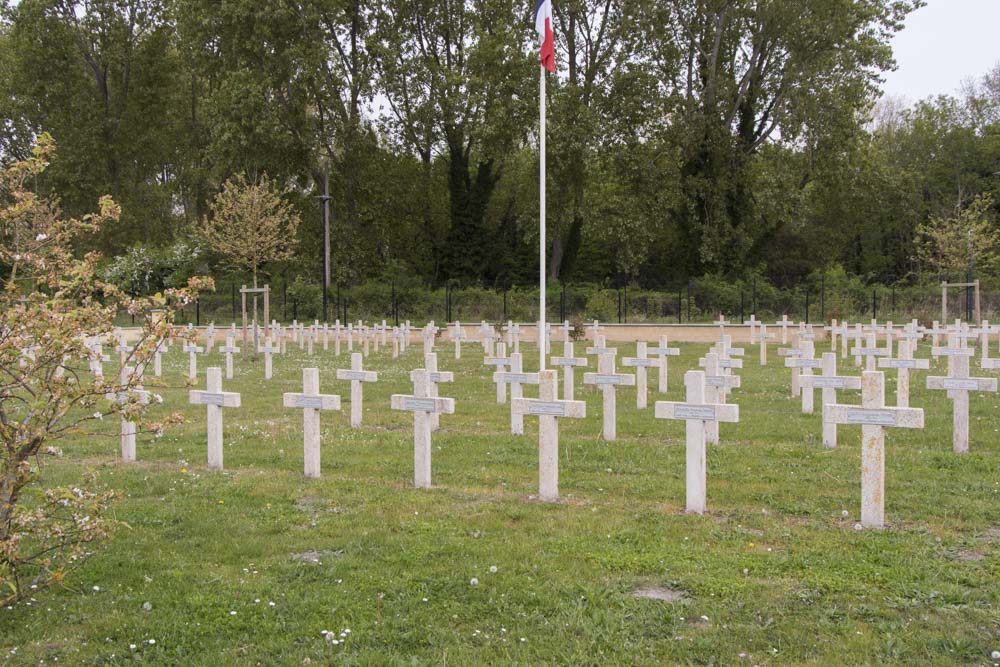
[
  {"x1": 35, "y1": 233, "x2": 48, "y2": 241},
  {"x1": 489, "y1": 565, "x2": 497, "y2": 574},
  {"x1": 92, "y1": 586, "x2": 100, "y2": 592},
  {"x1": 470, "y1": 578, "x2": 479, "y2": 586},
  {"x1": 147, "y1": 639, "x2": 155, "y2": 645},
  {"x1": 93, "y1": 412, "x2": 103, "y2": 420}
]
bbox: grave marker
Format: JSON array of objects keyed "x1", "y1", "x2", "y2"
[
  {"x1": 825, "y1": 371, "x2": 924, "y2": 529},
  {"x1": 512, "y1": 369, "x2": 586, "y2": 502},
  {"x1": 283, "y1": 368, "x2": 341, "y2": 478},
  {"x1": 927, "y1": 341, "x2": 997, "y2": 453},
  {"x1": 583, "y1": 338, "x2": 635, "y2": 441},
  {"x1": 335, "y1": 353, "x2": 378, "y2": 427},
  {"x1": 220, "y1": 337, "x2": 240, "y2": 379},
  {"x1": 622, "y1": 342, "x2": 659, "y2": 409},
  {"x1": 390, "y1": 369, "x2": 456, "y2": 489},
  {"x1": 493, "y1": 352, "x2": 540, "y2": 434},
  {"x1": 800, "y1": 353, "x2": 861, "y2": 447},
  {"x1": 648, "y1": 335, "x2": 680, "y2": 393},
  {"x1": 654, "y1": 370, "x2": 739, "y2": 514},
  {"x1": 188, "y1": 367, "x2": 241, "y2": 470}
]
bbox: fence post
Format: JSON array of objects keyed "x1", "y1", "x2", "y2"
[
  {"x1": 687, "y1": 279, "x2": 692, "y2": 322},
  {"x1": 820, "y1": 273, "x2": 825, "y2": 323},
  {"x1": 392, "y1": 279, "x2": 398, "y2": 327},
  {"x1": 740, "y1": 291, "x2": 744, "y2": 324},
  {"x1": 677, "y1": 289, "x2": 682, "y2": 324},
  {"x1": 623, "y1": 284, "x2": 628, "y2": 324},
  {"x1": 283, "y1": 282, "x2": 287, "y2": 322},
  {"x1": 872, "y1": 288, "x2": 877, "y2": 321},
  {"x1": 232, "y1": 283, "x2": 236, "y2": 320},
  {"x1": 805, "y1": 289, "x2": 810, "y2": 323},
  {"x1": 617, "y1": 288, "x2": 622, "y2": 324},
  {"x1": 196, "y1": 298, "x2": 200, "y2": 327},
  {"x1": 503, "y1": 287, "x2": 508, "y2": 321}
]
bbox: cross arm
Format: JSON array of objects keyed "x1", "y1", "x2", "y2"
[
  {"x1": 823, "y1": 404, "x2": 923, "y2": 428},
  {"x1": 390, "y1": 394, "x2": 456, "y2": 414},
  {"x1": 283, "y1": 393, "x2": 341, "y2": 410},
  {"x1": 654, "y1": 401, "x2": 739, "y2": 423},
  {"x1": 511, "y1": 398, "x2": 586, "y2": 419}
]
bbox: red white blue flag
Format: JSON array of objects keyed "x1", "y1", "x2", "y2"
[{"x1": 535, "y1": 0, "x2": 555, "y2": 73}]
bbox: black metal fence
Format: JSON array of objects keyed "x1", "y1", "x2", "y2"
[{"x1": 122, "y1": 277, "x2": 1000, "y2": 328}]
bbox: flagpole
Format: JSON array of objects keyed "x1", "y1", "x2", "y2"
[{"x1": 539, "y1": 64, "x2": 547, "y2": 372}]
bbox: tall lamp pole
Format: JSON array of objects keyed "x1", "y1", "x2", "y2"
[{"x1": 316, "y1": 166, "x2": 331, "y2": 322}]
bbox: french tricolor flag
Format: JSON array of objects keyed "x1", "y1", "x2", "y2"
[{"x1": 535, "y1": 0, "x2": 555, "y2": 73}]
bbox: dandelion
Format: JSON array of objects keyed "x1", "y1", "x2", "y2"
[
  {"x1": 470, "y1": 578, "x2": 479, "y2": 586},
  {"x1": 35, "y1": 233, "x2": 48, "y2": 241},
  {"x1": 92, "y1": 586, "x2": 100, "y2": 592},
  {"x1": 147, "y1": 639, "x2": 156, "y2": 645},
  {"x1": 93, "y1": 412, "x2": 103, "y2": 420},
  {"x1": 489, "y1": 565, "x2": 497, "y2": 574}
]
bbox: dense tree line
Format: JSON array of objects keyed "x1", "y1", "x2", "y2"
[{"x1": 2, "y1": 0, "x2": 998, "y2": 294}]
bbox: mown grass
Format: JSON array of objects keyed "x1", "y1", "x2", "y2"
[{"x1": 2, "y1": 335, "x2": 999, "y2": 665}]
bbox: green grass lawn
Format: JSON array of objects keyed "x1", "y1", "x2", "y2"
[{"x1": 2, "y1": 337, "x2": 999, "y2": 665}]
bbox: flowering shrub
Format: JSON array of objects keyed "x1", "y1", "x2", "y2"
[{"x1": 0, "y1": 135, "x2": 212, "y2": 606}]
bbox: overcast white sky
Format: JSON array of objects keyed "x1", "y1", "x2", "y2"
[{"x1": 881, "y1": 0, "x2": 1000, "y2": 102}]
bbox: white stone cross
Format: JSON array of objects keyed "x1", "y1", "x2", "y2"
[
  {"x1": 478, "y1": 321, "x2": 497, "y2": 354},
  {"x1": 698, "y1": 352, "x2": 740, "y2": 444},
  {"x1": 204, "y1": 323, "x2": 216, "y2": 353},
  {"x1": 714, "y1": 314, "x2": 729, "y2": 340},
  {"x1": 785, "y1": 341, "x2": 821, "y2": 413},
  {"x1": 559, "y1": 320, "x2": 575, "y2": 344},
  {"x1": 588, "y1": 320, "x2": 602, "y2": 340},
  {"x1": 345, "y1": 323, "x2": 354, "y2": 351},
  {"x1": 332, "y1": 320, "x2": 343, "y2": 355},
  {"x1": 424, "y1": 352, "x2": 454, "y2": 431},
  {"x1": 484, "y1": 341, "x2": 511, "y2": 403},
  {"x1": 654, "y1": 370, "x2": 739, "y2": 515},
  {"x1": 851, "y1": 332, "x2": 889, "y2": 372},
  {"x1": 302, "y1": 328, "x2": 315, "y2": 355},
  {"x1": 88, "y1": 339, "x2": 110, "y2": 378},
  {"x1": 106, "y1": 365, "x2": 150, "y2": 464},
  {"x1": 978, "y1": 320, "x2": 1000, "y2": 362},
  {"x1": 927, "y1": 340, "x2": 997, "y2": 454},
  {"x1": 877, "y1": 333, "x2": 928, "y2": 407},
  {"x1": 220, "y1": 337, "x2": 240, "y2": 380},
  {"x1": 583, "y1": 338, "x2": 635, "y2": 441},
  {"x1": 824, "y1": 319, "x2": 840, "y2": 352},
  {"x1": 777, "y1": 343, "x2": 804, "y2": 397},
  {"x1": 493, "y1": 352, "x2": 540, "y2": 434},
  {"x1": 774, "y1": 314, "x2": 792, "y2": 344},
  {"x1": 390, "y1": 368, "x2": 456, "y2": 489},
  {"x1": 183, "y1": 342, "x2": 204, "y2": 382},
  {"x1": 390, "y1": 327, "x2": 403, "y2": 358},
  {"x1": 751, "y1": 324, "x2": 775, "y2": 366},
  {"x1": 622, "y1": 342, "x2": 660, "y2": 409},
  {"x1": 115, "y1": 339, "x2": 133, "y2": 366},
  {"x1": 648, "y1": 335, "x2": 680, "y2": 393},
  {"x1": 152, "y1": 338, "x2": 165, "y2": 377},
  {"x1": 503, "y1": 320, "x2": 522, "y2": 353},
  {"x1": 824, "y1": 371, "x2": 924, "y2": 529},
  {"x1": 188, "y1": 367, "x2": 241, "y2": 470},
  {"x1": 449, "y1": 322, "x2": 467, "y2": 359},
  {"x1": 258, "y1": 337, "x2": 277, "y2": 380},
  {"x1": 283, "y1": 368, "x2": 341, "y2": 478},
  {"x1": 800, "y1": 352, "x2": 861, "y2": 447},
  {"x1": 550, "y1": 342, "x2": 587, "y2": 400},
  {"x1": 336, "y1": 353, "x2": 378, "y2": 428},
  {"x1": 422, "y1": 321, "x2": 438, "y2": 354},
  {"x1": 512, "y1": 369, "x2": 586, "y2": 502}
]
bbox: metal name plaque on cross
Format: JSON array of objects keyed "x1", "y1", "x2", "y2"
[
  {"x1": 403, "y1": 397, "x2": 438, "y2": 412},
  {"x1": 526, "y1": 401, "x2": 566, "y2": 416},
  {"x1": 674, "y1": 405, "x2": 716, "y2": 420},
  {"x1": 594, "y1": 375, "x2": 628, "y2": 385},
  {"x1": 552, "y1": 358, "x2": 583, "y2": 367},
  {"x1": 198, "y1": 393, "x2": 225, "y2": 406},
  {"x1": 504, "y1": 373, "x2": 533, "y2": 383},
  {"x1": 883, "y1": 359, "x2": 921, "y2": 369},
  {"x1": 813, "y1": 377, "x2": 851, "y2": 389},
  {"x1": 293, "y1": 396, "x2": 323, "y2": 409},
  {"x1": 941, "y1": 379, "x2": 980, "y2": 391},
  {"x1": 340, "y1": 371, "x2": 368, "y2": 381},
  {"x1": 845, "y1": 409, "x2": 897, "y2": 426}
]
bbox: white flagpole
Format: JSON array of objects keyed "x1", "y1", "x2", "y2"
[{"x1": 539, "y1": 64, "x2": 547, "y2": 372}]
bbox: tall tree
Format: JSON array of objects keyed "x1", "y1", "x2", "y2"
[
  {"x1": 374, "y1": 0, "x2": 533, "y2": 284},
  {"x1": 644, "y1": 0, "x2": 922, "y2": 276}
]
